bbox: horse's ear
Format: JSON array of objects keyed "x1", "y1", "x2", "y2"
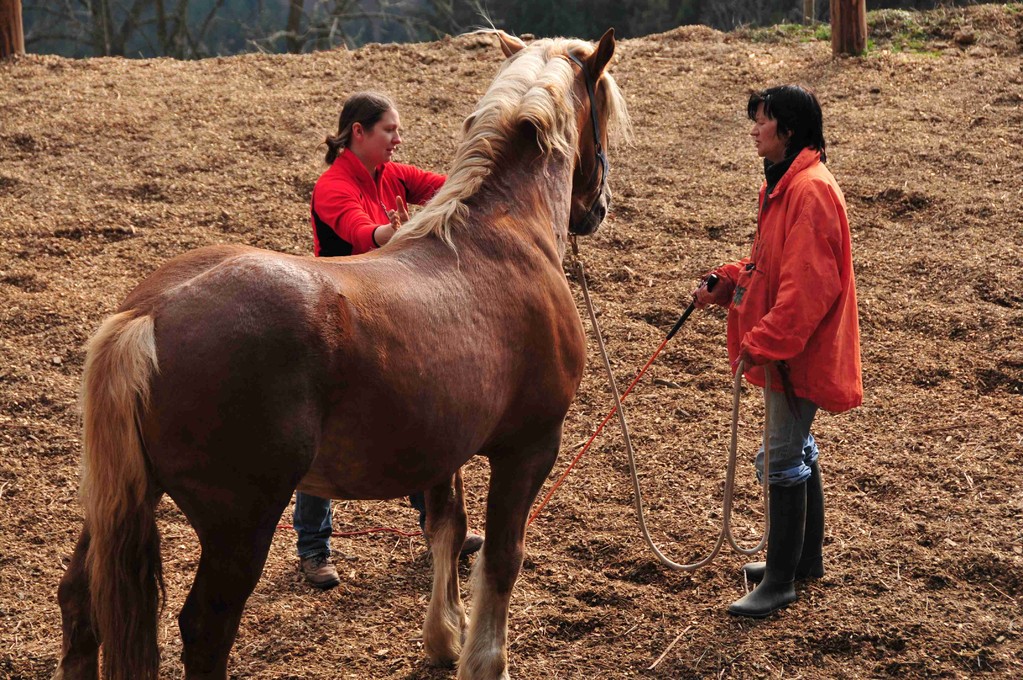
[
  {"x1": 588, "y1": 28, "x2": 616, "y2": 77},
  {"x1": 496, "y1": 30, "x2": 526, "y2": 58}
]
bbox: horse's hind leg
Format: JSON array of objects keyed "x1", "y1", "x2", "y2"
[
  {"x1": 423, "y1": 469, "x2": 469, "y2": 666},
  {"x1": 174, "y1": 491, "x2": 293, "y2": 679},
  {"x1": 459, "y1": 429, "x2": 562, "y2": 680},
  {"x1": 54, "y1": 530, "x2": 99, "y2": 680}
]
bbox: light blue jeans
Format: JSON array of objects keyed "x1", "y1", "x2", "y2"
[
  {"x1": 755, "y1": 389, "x2": 819, "y2": 487},
  {"x1": 294, "y1": 491, "x2": 428, "y2": 558}
]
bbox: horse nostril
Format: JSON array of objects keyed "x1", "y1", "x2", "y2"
[{"x1": 597, "y1": 204, "x2": 607, "y2": 221}]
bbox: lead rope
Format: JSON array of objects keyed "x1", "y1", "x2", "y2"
[{"x1": 569, "y1": 237, "x2": 772, "y2": 570}]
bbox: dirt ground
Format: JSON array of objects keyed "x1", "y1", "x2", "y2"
[{"x1": 2, "y1": 4, "x2": 1021, "y2": 679}]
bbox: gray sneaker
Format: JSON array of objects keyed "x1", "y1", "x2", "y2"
[{"x1": 300, "y1": 554, "x2": 340, "y2": 590}]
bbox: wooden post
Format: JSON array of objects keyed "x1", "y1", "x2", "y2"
[
  {"x1": 286, "y1": 0, "x2": 303, "y2": 54},
  {"x1": 804, "y1": 0, "x2": 816, "y2": 25},
  {"x1": 1, "y1": 0, "x2": 25, "y2": 58},
  {"x1": 831, "y1": 0, "x2": 867, "y2": 56}
]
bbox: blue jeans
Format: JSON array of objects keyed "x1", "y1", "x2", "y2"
[
  {"x1": 294, "y1": 491, "x2": 428, "y2": 558},
  {"x1": 754, "y1": 389, "x2": 819, "y2": 487}
]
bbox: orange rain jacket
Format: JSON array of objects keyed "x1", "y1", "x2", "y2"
[{"x1": 714, "y1": 148, "x2": 862, "y2": 413}]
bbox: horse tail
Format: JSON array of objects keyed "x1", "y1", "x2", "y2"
[{"x1": 80, "y1": 310, "x2": 163, "y2": 680}]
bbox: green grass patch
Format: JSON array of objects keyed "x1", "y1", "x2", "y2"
[
  {"x1": 742, "y1": 22, "x2": 829, "y2": 44},
  {"x1": 733, "y1": 5, "x2": 1019, "y2": 56},
  {"x1": 866, "y1": 7, "x2": 963, "y2": 55}
]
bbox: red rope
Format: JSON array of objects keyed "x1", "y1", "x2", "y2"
[{"x1": 527, "y1": 336, "x2": 670, "y2": 526}]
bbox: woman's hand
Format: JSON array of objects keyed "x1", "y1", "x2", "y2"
[
  {"x1": 375, "y1": 196, "x2": 410, "y2": 248},
  {"x1": 386, "y1": 194, "x2": 409, "y2": 231},
  {"x1": 731, "y1": 347, "x2": 768, "y2": 371},
  {"x1": 691, "y1": 271, "x2": 733, "y2": 309}
]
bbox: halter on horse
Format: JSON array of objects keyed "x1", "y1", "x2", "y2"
[{"x1": 55, "y1": 30, "x2": 628, "y2": 680}]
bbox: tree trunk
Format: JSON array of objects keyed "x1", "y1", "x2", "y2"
[
  {"x1": 155, "y1": 0, "x2": 168, "y2": 52},
  {"x1": 803, "y1": 0, "x2": 815, "y2": 25},
  {"x1": 0, "y1": 0, "x2": 25, "y2": 58},
  {"x1": 170, "y1": 0, "x2": 190, "y2": 59},
  {"x1": 831, "y1": 0, "x2": 867, "y2": 56},
  {"x1": 88, "y1": 0, "x2": 113, "y2": 56},
  {"x1": 286, "y1": 0, "x2": 303, "y2": 53}
]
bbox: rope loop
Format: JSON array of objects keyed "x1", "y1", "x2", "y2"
[{"x1": 560, "y1": 240, "x2": 773, "y2": 570}]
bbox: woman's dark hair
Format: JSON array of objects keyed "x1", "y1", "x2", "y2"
[
  {"x1": 325, "y1": 91, "x2": 396, "y2": 165},
  {"x1": 747, "y1": 85, "x2": 827, "y2": 163}
]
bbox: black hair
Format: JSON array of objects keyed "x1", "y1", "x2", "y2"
[
  {"x1": 747, "y1": 85, "x2": 827, "y2": 163},
  {"x1": 324, "y1": 91, "x2": 396, "y2": 165}
]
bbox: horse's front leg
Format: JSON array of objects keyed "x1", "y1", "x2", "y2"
[
  {"x1": 459, "y1": 427, "x2": 562, "y2": 680},
  {"x1": 423, "y1": 469, "x2": 470, "y2": 666}
]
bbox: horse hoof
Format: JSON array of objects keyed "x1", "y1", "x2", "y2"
[
  {"x1": 424, "y1": 630, "x2": 461, "y2": 668},
  {"x1": 425, "y1": 646, "x2": 459, "y2": 668}
]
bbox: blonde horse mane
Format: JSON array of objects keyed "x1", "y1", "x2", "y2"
[{"x1": 392, "y1": 33, "x2": 631, "y2": 250}]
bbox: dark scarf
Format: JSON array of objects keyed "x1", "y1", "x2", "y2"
[{"x1": 763, "y1": 152, "x2": 798, "y2": 195}]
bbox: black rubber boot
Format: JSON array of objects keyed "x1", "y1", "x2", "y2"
[
  {"x1": 741, "y1": 462, "x2": 825, "y2": 583},
  {"x1": 797, "y1": 461, "x2": 825, "y2": 578},
  {"x1": 728, "y1": 481, "x2": 806, "y2": 618}
]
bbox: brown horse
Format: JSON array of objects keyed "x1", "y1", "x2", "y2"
[{"x1": 55, "y1": 29, "x2": 629, "y2": 680}]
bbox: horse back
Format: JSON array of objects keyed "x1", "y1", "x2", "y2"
[{"x1": 123, "y1": 246, "x2": 342, "y2": 498}]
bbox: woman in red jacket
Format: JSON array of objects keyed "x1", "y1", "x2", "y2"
[
  {"x1": 297, "y1": 92, "x2": 481, "y2": 591},
  {"x1": 694, "y1": 85, "x2": 862, "y2": 618},
  {"x1": 311, "y1": 91, "x2": 444, "y2": 256}
]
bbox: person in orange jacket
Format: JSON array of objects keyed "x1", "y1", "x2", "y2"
[{"x1": 693, "y1": 85, "x2": 862, "y2": 618}]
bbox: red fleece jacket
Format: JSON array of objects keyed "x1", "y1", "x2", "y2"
[{"x1": 311, "y1": 149, "x2": 445, "y2": 256}]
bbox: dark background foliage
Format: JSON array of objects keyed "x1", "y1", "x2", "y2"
[{"x1": 21, "y1": 0, "x2": 1008, "y2": 59}]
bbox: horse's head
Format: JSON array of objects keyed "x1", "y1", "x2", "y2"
[
  {"x1": 567, "y1": 30, "x2": 617, "y2": 236},
  {"x1": 498, "y1": 30, "x2": 627, "y2": 238},
  {"x1": 398, "y1": 31, "x2": 629, "y2": 253}
]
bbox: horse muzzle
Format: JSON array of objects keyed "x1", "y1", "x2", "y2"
[{"x1": 569, "y1": 196, "x2": 608, "y2": 236}]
